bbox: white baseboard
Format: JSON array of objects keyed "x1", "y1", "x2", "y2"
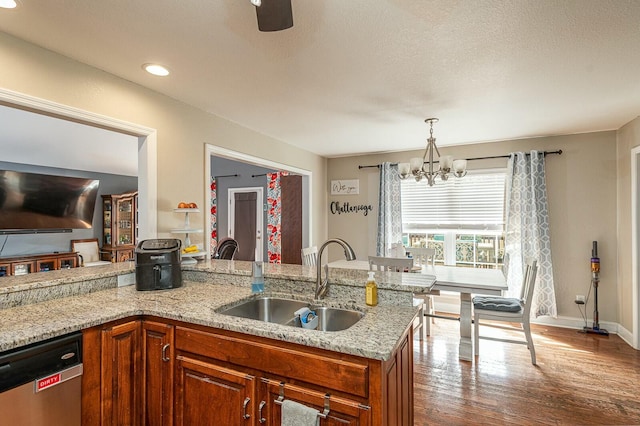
[{"x1": 530, "y1": 314, "x2": 617, "y2": 334}]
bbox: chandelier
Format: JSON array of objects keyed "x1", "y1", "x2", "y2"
[{"x1": 397, "y1": 118, "x2": 467, "y2": 186}]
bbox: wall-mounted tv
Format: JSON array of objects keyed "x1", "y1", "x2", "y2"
[{"x1": 0, "y1": 170, "x2": 100, "y2": 234}]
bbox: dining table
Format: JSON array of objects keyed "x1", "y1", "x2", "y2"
[{"x1": 327, "y1": 260, "x2": 507, "y2": 361}]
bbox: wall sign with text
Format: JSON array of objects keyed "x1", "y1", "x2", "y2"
[
  {"x1": 330, "y1": 201, "x2": 373, "y2": 217},
  {"x1": 331, "y1": 179, "x2": 359, "y2": 195}
]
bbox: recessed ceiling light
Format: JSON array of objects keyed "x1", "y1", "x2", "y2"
[
  {"x1": 142, "y1": 63, "x2": 170, "y2": 77},
  {"x1": 0, "y1": 0, "x2": 18, "y2": 9}
]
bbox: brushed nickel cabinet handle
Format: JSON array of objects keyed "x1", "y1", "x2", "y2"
[
  {"x1": 243, "y1": 397, "x2": 251, "y2": 419},
  {"x1": 161, "y1": 343, "x2": 170, "y2": 362},
  {"x1": 258, "y1": 400, "x2": 266, "y2": 423}
]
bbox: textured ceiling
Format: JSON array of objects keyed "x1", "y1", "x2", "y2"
[{"x1": 1, "y1": 0, "x2": 639, "y2": 158}]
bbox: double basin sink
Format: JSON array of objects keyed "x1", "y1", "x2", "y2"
[{"x1": 218, "y1": 296, "x2": 364, "y2": 332}]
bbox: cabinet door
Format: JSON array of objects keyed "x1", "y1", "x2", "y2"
[
  {"x1": 115, "y1": 196, "x2": 134, "y2": 246},
  {"x1": 383, "y1": 332, "x2": 413, "y2": 426},
  {"x1": 175, "y1": 356, "x2": 257, "y2": 426},
  {"x1": 36, "y1": 258, "x2": 57, "y2": 272},
  {"x1": 261, "y1": 379, "x2": 370, "y2": 426},
  {"x1": 101, "y1": 320, "x2": 141, "y2": 426},
  {"x1": 11, "y1": 261, "x2": 35, "y2": 275},
  {"x1": 58, "y1": 255, "x2": 78, "y2": 269},
  {"x1": 103, "y1": 198, "x2": 113, "y2": 246},
  {"x1": 142, "y1": 321, "x2": 174, "y2": 426},
  {"x1": 117, "y1": 249, "x2": 134, "y2": 263}
]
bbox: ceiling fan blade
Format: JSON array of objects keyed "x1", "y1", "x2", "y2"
[{"x1": 255, "y1": 0, "x2": 293, "y2": 32}]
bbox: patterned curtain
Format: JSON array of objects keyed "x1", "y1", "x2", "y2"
[
  {"x1": 210, "y1": 177, "x2": 218, "y2": 257},
  {"x1": 504, "y1": 151, "x2": 557, "y2": 318},
  {"x1": 376, "y1": 162, "x2": 403, "y2": 256},
  {"x1": 266, "y1": 171, "x2": 289, "y2": 263}
]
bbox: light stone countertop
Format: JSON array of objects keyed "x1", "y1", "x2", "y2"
[{"x1": 0, "y1": 259, "x2": 433, "y2": 361}]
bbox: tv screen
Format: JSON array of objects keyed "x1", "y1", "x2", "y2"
[{"x1": 0, "y1": 170, "x2": 100, "y2": 233}]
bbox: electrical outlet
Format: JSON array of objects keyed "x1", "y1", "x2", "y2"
[{"x1": 575, "y1": 294, "x2": 586, "y2": 304}]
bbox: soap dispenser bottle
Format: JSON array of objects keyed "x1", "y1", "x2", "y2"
[
  {"x1": 365, "y1": 271, "x2": 378, "y2": 306},
  {"x1": 252, "y1": 261, "x2": 264, "y2": 293}
]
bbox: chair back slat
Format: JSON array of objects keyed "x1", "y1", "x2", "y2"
[
  {"x1": 521, "y1": 258, "x2": 538, "y2": 317},
  {"x1": 405, "y1": 247, "x2": 435, "y2": 267},
  {"x1": 368, "y1": 256, "x2": 413, "y2": 272},
  {"x1": 301, "y1": 246, "x2": 318, "y2": 266}
]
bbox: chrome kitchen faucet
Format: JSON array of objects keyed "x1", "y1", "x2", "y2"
[{"x1": 315, "y1": 238, "x2": 356, "y2": 299}]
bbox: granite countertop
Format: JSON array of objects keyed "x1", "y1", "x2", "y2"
[{"x1": 0, "y1": 260, "x2": 429, "y2": 361}]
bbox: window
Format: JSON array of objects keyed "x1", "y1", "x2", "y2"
[{"x1": 401, "y1": 169, "x2": 506, "y2": 268}]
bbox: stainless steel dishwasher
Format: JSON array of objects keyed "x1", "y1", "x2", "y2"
[{"x1": 0, "y1": 331, "x2": 83, "y2": 426}]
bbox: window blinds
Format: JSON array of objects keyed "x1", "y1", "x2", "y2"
[{"x1": 401, "y1": 169, "x2": 506, "y2": 231}]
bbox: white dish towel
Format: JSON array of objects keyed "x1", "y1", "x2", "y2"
[{"x1": 281, "y1": 399, "x2": 320, "y2": 426}]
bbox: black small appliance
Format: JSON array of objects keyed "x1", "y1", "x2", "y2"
[{"x1": 135, "y1": 239, "x2": 183, "y2": 291}]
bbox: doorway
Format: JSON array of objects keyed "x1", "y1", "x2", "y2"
[
  {"x1": 0, "y1": 88, "x2": 158, "y2": 241},
  {"x1": 228, "y1": 187, "x2": 263, "y2": 261},
  {"x1": 205, "y1": 144, "x2": 312, "y2": 263}
]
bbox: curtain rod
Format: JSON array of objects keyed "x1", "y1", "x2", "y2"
[
  {"x1": 214, "y1": 174, "x2": 239, "y2": 178},
  {"x1": 252, "y1": 173, "x2": 266, "y2": 178},
  {"x1": 357, "y1": 149, "x2": 563, "y2": 169}
]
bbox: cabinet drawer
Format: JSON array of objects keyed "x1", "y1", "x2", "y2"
[{"x1": 175, "y1": 326, "x2": 369, "y2": 398}]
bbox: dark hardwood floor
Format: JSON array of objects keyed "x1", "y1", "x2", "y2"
[{"x1": 413, "y1": 317, "x2": 640, "y2": 425}]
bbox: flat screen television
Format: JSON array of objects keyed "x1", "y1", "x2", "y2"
[{"x1": 0, "y1": 170, "x2": 100, "y2": 234}]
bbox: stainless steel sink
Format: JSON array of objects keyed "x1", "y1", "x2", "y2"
[
  {"x1": 220, "y1": 297, "x2": 309, "y2": 324},
  {"x1": 309, "y1": 306, "x2": 364, "y2": 332},
  {"x1": 218, "y1": 296, "x2": 364, "y2": 332}
]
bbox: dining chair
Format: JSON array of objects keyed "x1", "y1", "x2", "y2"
[
  {"x1": 70, "y1": 238, "x2": 112, "y2": 267},
  {"x1": 368, "y1": 256, "x2": 427, "y2": 340},
  {"x1": 473, "y1": 258, "x2": 539, "y2": 364},
  {"x1": 368, "y1": 255, "x2": 413, "y2": 272},
  {"x1": 215, "y1": 238, "x2": 239, "y2": 260},
  {"x1": 300, "y1": 246, "x2": 318, "y2": 266},
  {"x1": 405, "y1": 247, "x2": 439, "y2": 337}
]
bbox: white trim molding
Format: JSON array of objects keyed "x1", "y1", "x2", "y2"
[{"x1": 631, "y1": 145, "x2": 640, "y2": 349}]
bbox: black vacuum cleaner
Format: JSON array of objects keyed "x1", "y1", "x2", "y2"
[{"x1": 577, "y1": 241, "x2": 609, "y2": 335}]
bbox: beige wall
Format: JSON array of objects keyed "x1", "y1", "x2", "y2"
[
  {"x1": 616, "y1": 116, "x2": 640, "y2": 331},
  {"x1": 0, "y1": 32, "x2": 328, "y2": 248},
  {"x1": 328, "y1": 132, "x2": 618, "y2": 321}
]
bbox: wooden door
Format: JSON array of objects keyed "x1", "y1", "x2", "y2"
[
  {"x1": 142, "y1": 321, "x2": 174, "y2": 426},
  {"x1": 261, "y1": 379, "x2": 370, "y2": 426},
  {"x1": 101, "y1": 320, "x2": 141, "y2": 426},
  {"x1": 175, "y1": 355, "x2": 257, "y2": 426},
  {"x1": 228, "y1": 187, "x2": 263, "y2": 261}
]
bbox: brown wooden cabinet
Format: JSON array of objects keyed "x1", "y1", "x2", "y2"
[
  {"x1": 142, "y1": 321, "x2": 174, "y2": 426},
  {"x1": 0, "y1": 252, "x2": 78, "y2": 276},
  {"x1": 82, "y1": 317, "x2": 413, "y2": 426},
  {"x1": 102, "y1": 191, "x2": 138, "y2": 263}
]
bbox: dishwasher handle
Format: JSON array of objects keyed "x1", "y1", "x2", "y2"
[{"x1": 35, "y1": 364, "x2": 83, "y2": 393}]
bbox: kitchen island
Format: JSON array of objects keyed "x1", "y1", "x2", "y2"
[{"x1": 0, "y1": 260, "x2": 435, "y2": 425}]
